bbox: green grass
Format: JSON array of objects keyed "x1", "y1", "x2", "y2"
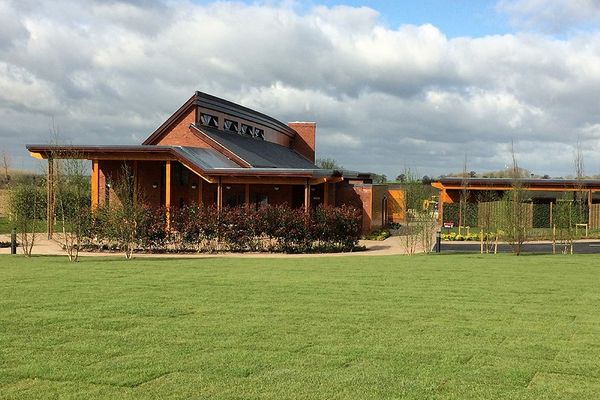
[
  {"x1": 0, "y1": 217, "x2": 64, "y2": 235},
  {"x1": 1, "y1": 254, "x2": 600, "y2": 399},
  {"x1": 0, "y1": 216, "x2": 12, "y2": 234}
]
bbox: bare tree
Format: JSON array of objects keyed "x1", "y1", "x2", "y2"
[
  {"x1": 501, "y1": 142, "x2": 530, "y2": 255},
  {"x1": 574, "y1": 137, "x2": 587, "y2": 228},
  {"x1": 476, "y1": 191, "x2": 501, "y2": 253},
  {"x1": 97, "y1": 163, "x2": 147, "y2": 259},
  {"x1": 401, "y1": 168, "x2": 437, "y2": 254},
  {"x1": 9, "y1": 180, "x2": 45, "y2": 256},
  {"x1": 53, "y1": 150, "x2": 91, "y2": 262},
  {"x1": 553, "y1": 195, "x2": 574, "y2": 254},
  {"x1": 459, "y1": 153, "x2": 469, "y2": 227},
  {"x1": 1, "y1": 149, "x2": 10, "y2": 185}
]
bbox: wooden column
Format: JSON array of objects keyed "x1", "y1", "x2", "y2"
[
  {"x1": 217, "y1": 178, "x2": 223, "y2": 212},
  {"x1": 588, "y1": 190, "x2": 593, "y2": 226},
  {"x1": 323, "y1": 183, "x2": 330, "y2": 208},
  {"x1": 244, "y1": 184, "x2": 250, "y2": 209},
  {"x1": 47, "y1": 158, "x2": 54, "y2": 239},
  {"x1": 304, "y1": 180, "x2": 311, "y2": 213},
  {"x1": 439, "y1": 189, "x2": 445, "y2": 225},
  {"x1": 91, "y1": 159, "x2": 99, "y2": 210},
  {"x1": 165, "y1": 160, "x2": 171, "y2": 229}
]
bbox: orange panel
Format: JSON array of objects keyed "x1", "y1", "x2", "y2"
[
  {"x1": 91, "y1": 160, "x2": 99, "y2": 209},
  {"x1": 165, "y1": 160, "x2": 171, "y2": 229},
  {"x1": 387, "y1": 189, "x2": 405, "y2": 222}
]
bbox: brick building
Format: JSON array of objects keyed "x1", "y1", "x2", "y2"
[{"x1": 28, "y1": 92, "x2": 398, "y2": 235}]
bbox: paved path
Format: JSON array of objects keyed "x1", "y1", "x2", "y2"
[{"x1": 0, "y1": 234, "x2": 425, "y2": 258}]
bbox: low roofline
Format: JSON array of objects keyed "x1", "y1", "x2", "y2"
[
  {"x1": 26, "y1": 144, "x2": 346, "y2": 180},
  {"x1": 434, "y1": 177, "x2": 600, "y2": 190}
]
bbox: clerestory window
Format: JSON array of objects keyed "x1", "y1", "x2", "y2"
[
  {"x1": 254, "y1": 128, "x2": 265, "y2": 140},
  {"x1": 200, "y1": 113, "x2": 218, "y2": 128},
  {"x1": 240, "y1": 124, "x2": 253, "y2": 137},
  {"x1": 224, "y1": 119, "x2": 239, "y2": 133}
]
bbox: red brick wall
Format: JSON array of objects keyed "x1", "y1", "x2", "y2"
[
  {"x1": 288, "y1": 122, "x2": 316, "y2": 163},
  {"x1": 156, "y1": 108, "x2": 210, "y2": 148},
  {"x1": 98, "y1": 160, "x2": 137, "y2": 207},
  {"x1": 135, "y1": 161, "x2": 164, "y2": 207},
  {"x1": 335, "y1": 182, "x2": 389, "y2": 234}
]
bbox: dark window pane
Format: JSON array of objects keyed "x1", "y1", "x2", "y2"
[
  {"x1": 224, "y1": 119, "x2": 238, "y2": 132},
  {"x1": 200, "y1": 113, "x2": 218, "y2": 128},
  {"x1": 240, "y1": 124, "x2": 253, "y2": 137}
]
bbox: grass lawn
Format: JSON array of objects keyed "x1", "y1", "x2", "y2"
[
  {"x1": 0, "y1": 217, "x2": 64, "y2": 235},
  {"x1": 1, "y1": 254, "x2": 600, "y2": 399},
  {"x1": 0, "y1": 216, "x2": 12, "y2": 234}
]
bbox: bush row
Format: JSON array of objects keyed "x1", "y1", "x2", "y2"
[{"x1": 90, "y1": 204, "x2": 362, "y2": 254}]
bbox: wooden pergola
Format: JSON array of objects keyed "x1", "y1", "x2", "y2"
[
  {"x1": 28, "y1": 145, "x2": 342, "y2": 239},
  {"x1": 432, "y1": 177, "x2": 600, "y2": 226}
]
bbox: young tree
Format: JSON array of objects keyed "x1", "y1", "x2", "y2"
[
  {"x1": 9, "y1": 180, "x2": 46, "y2": 256},
  {"x1": 53, "y1": 151, "x2": 91, "y2": 262},
  {"x1": 459, "y1": 154, "x2": 469, "y2": 227},
  {"x1": 501, "y1": 142, "x2": 530, "y2": 255},
  {"x1": 97, "y1": 163, "x2": 147, "y2": 259},
  {"x1": 553, "y1": 195, "x2": 574, "y2": 254},
  {"x1": 476, "y1": 191, "x2": 501, "y2": 253},
  {"x1": 401, "y1": 169, "x2": 437, "y2": 255},
  {"x1": 1, "y1": 149, "x2": 10, "y2": 186},
  {"x1": 573, "y1": 138, "x2": 587, "y2": 227}
]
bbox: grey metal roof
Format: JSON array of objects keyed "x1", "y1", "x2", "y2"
[
  {"x1": 193, "y1": 124, "x2": 318, "y2": 169},
  {"x1": 26, "y1": 143, "x2": 373, "y2": 180},
  {"x1": 175, "y1": 147, "x2": 239, "y2": 169}
]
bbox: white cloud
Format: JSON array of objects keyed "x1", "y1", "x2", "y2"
[
  {"x1": 497, "y1": 0, "x2": 600, "y2": 33},
  {"x1": 0, "y1": 0, "x2": 600, "y2": 178}
]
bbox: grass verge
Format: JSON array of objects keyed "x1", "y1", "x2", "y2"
[{"x1": 1, "y1": 254, "x2": 599, "y2": 399}]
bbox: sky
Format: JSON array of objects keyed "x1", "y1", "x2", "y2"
[{"x1": 2, "y1": 0, "x2": 600, "y2": 179}]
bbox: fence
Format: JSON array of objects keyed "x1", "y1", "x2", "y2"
[
  {"x1": 591, "y1": 204, "x2": 600, "y2": 228},
  {"x1": 444, "y1": 201, "x2": 591, "y2": 229}
]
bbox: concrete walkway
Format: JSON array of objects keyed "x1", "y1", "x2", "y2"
[{"x1": 0, "y1": 234, "x2": 425, "y2": 258}]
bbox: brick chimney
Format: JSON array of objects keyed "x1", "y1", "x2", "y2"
[{"x1": 289, "y1": 122, "x2": 316, "y2": 163}]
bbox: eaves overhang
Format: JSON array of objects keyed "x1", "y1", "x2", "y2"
[{"x1": 26, "y1": 144, "x2": 344, "y2": 181}]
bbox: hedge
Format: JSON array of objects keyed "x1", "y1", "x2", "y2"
[{"x1": 89, "y1": 204, "x2": 362, "y2": 254}]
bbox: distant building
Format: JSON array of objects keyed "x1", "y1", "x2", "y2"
[{"x1": 432, "y1": 177, "x2": 600, "y2": 228}]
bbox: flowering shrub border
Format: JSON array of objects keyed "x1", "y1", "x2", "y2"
[{"x1": 90, "y1": 204, "x2": 362, "y2": 254}]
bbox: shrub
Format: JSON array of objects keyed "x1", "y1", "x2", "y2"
[{"x1": 87, "y1": 203, "x2": 361, "y2": 254}]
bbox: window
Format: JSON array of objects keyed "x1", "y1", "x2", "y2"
[
  {"x1": 200, "y1": 113, "x2": 218, "y2": 128},
  {"x1": 172, "y1": 162, "x2": 189, "y2": 186},
  {"x1": 224, "y1": 119, "x2": 239, "y2": 133},
  {"x1": 240, "y1": 124, "x2": 253, "y2": 137},
  {"x1": 254, "y1": 128, "x2": 265, "y2": 140}
]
